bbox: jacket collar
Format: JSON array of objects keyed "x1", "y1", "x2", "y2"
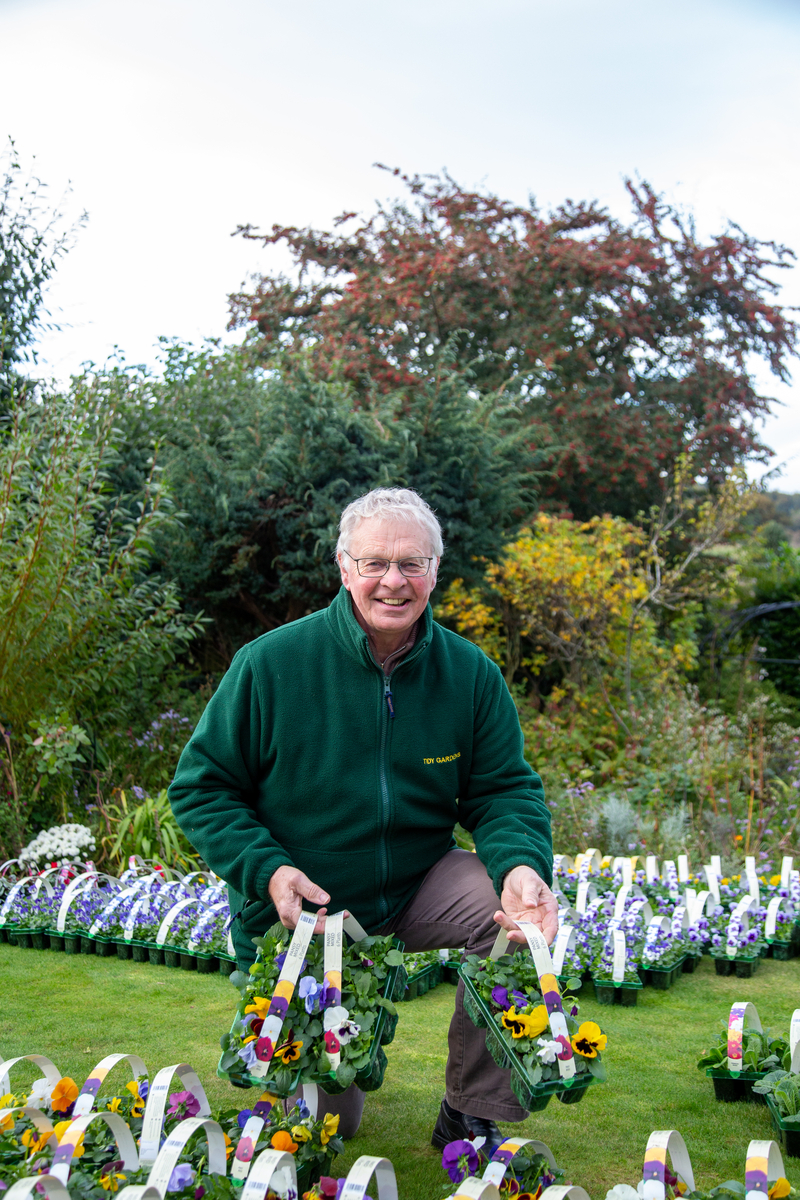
[{"x1": 325, "y1": 584, "x2": 433, "y2": 669}]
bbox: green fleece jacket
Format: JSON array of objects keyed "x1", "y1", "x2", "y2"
[{"x1": 168, "y1": 586, "x2": 551, "y2": 956}]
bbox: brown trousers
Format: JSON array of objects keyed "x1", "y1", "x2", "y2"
[{"x1": 294, "y1": 848, "x2": 528, "y2": 1135}]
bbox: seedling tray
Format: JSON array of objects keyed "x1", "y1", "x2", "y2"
[
  {"x1": 640, "y1": 956, "x2": 686, "y2": 990},
  {"x1": 592, "y1": 977, "x2": 643, "y2": 1006},
  {"x1": 399, "y1": 961, "x2": 442, "y2": 1001},
  {"x1": 218, "y1": 937, "x2": 405, "y2": 1097},
  {"x1": 711, "y1": 954, "x2": 761, "y2": 978},
  {"x1": 460, "y1": 969, "x2": 597, "y2": 1111},
  {"x1": 769, "y1": 941, "x2": 797, "y2": 961},
  {"x1": 766, "y1": 1094, "x2": 800, "y2": 1158},
  {"x1": 706, "y1": 1067, "x2": 768, "y2": 1104}
]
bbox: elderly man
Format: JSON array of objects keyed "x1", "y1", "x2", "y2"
[{"x1": 169, "y1": 487, "x2": 556, "y2": 1154}]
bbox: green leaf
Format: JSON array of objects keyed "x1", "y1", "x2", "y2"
[
  {"x1": 587, "y1": 1056, "x2": 607, "y2": 1081},
  {"x1": 384, "y1": 949, "x2": 404, "y2": 966},
  {"x1": 335, "y1": 1062, "x2": 357, "y2": 1087}
]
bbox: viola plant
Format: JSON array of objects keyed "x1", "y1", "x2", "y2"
[
  {"x1": 439, "y1": 1137, "x2": 565, "y2": 1196},
  {"x1": 219, "y1": 931, "x2": 402, "y2": 1093},
  {"x1": 753, "y1": 1071, "x2": 800, "y2": 1123},
  {"x1": 697, "y1": 1023, "x2": 791, "y2": 1075}
]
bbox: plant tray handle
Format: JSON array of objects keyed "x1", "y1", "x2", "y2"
[
  {"x1": 139, "y1": 1062, "x2": 211, "y2": 1166},
  {"x1": 241, "y1": 1149, "x2": 297, "y2": 1200},
  {"x1": 540, "y1": 1188, "x2": 591, "y2": 1200},
  {"x1": 449, "y1": 1180, "x2": 501, "y2": 1200},
  {"x1": 727, "y1": 898, "x2": 755, "y2": 959},
  {"x1": 642, "y1": 1130, "x2": 696, "y2": 1200},
  {"x1": 341, "y1": 1156, "x2": 399, "y2": 1200},
  {"x1": 4, "y1": 1175, "x2": 72, "y2": 1200},
  {"x1": 746, "y1": 1140, "x2": 786, "y2": 1200},
  {"x1": 0, "y1": 1106, "x2": 57, "y2": 1151},
  {"x1": 248, "y1": 910, "x2": 318, "y2": 1079},
  {"x1": 50, "y1": 1110, "x2": 138, "y2": 1184},
  {"x1": 727, "y1": 1002, "x2": 762, "y2": 1075},
  {"x1": 489, "y1": 921, "x2": 576, "y2": 1080},
  {"x1": 74, "y1": 1053, "x2": 148, "y2": 1117},
  {"x1": 230, "y1": 1114, "x2": 266, "y2": 1181},
  {"x1": 483, "y1": 1138, "x2": 556, "y2": 1187},
  {"x1": 0, "y1": 1054, "x2": 61, "y2": 1101},
  {"x1": 145, "y1": 1116, "x2": 227, "y2": 1195}
]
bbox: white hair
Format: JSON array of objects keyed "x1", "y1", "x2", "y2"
[{"x1": 337, "y1": 488, "x2": 444, "y2": 557}]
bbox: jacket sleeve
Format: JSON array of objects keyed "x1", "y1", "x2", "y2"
[
  {"x1": 457, "y1": 657, "x2": 552, "y2": 895},
  {"x1": 167, "y1": 647, "x2": 294, "y2": 901}
]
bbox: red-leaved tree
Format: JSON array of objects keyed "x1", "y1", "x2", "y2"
[{"x1": 230, "y1": 168, "x2": 797, "y2": 517}]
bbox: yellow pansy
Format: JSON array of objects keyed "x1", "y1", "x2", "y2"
[
  {"x1": 291, "y1": 1125, "x2": 313, "y2": 1143},
  {"x1": 107, "y1": 1097, "x2": 123, "y2": 1113},
  {"x1": 320, "y1": 1113, "x2": 340, "y2": 1145},
  {"x1": 244, "y1": 996, "x2": 271, "y2": 1020}
]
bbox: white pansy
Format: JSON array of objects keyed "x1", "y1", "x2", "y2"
[
  {"x1": 536, "y1": 1037, "x2": 562, "y2": 1064},
  {"x1": 323, "y1": 1005, "x2": 349, "y2": 1032}
]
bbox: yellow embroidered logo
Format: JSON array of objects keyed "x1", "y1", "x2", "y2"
[{"x1": 424, "y1": 752, "x2": 461, "y2": 765}]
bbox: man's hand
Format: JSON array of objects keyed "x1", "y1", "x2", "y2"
[
  {"x1": 268, "y1": 865, "x2": 332, "y2": 933},
  {"x1": 494, "y1": 865, "x2": 559, "y2": 946}
]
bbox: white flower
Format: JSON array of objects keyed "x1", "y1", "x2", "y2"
[
  {"x1": 333, "y1": 1019, "x2": 361, "y2": 1046},
  {"x1": 323, "y1": 1005, "x2": 349, "y2": 1032},
  {"x1": 605, "y1": 1187, "x2": 639, "y2": 1200},
  {"x1": 536, "y1": 1038, "x2": 561, "y2": 1064}
]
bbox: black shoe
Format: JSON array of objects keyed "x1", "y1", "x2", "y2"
[{"x1": 431, "y1": 1098, "x2": 504, "y2": 1161}]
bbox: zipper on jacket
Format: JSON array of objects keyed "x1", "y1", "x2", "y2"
[{"x1": 377, "y1": 670, "x2": 392, "y2": 921}]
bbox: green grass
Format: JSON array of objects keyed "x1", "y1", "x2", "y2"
[{"x1": 1, "y1": 945, "x2": 799, "y2": 1199}]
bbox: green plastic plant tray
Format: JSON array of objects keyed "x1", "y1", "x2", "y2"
[
  {"x1": 641, "y1": 956, "x2": 686, "y2": 990},
  {"x1": 47, "y1": 931, "x2": 65, "y2": 952},
  {"x1": 94, "y1": 936, "x2": 116, "y2": 958},
  {"x1": 29, "y1": 930, "x2": 48, "y2": 951},
  {"x1": 442, "y1": 962, "x2": 461, "y2": 985},
  {"x1": 460, "y1": 969, "x2": 598, "y2": 1111},
  {"x1": 592, "y1": 977, "x2": 642, "y2": 1006},
  {"x1": 12, "y1": 927, "x2": 33, "y2": 949},
  {"x1": 218, "y1": 938, "x2": 405, "y2": 1097},
  {"x1": 706, "y1": 1067, "x2": 768, "y2": 1104},
  {"x1": 766, "y1": 1094, "x2": 800, "y2": 1158},
  {"x1": 682, "y1": 954, "x2": 700, "y2": 973},
  {"x1": 399, "y1": 961, "x2": 442, "y2": 1001},
  {"x1": 769, "y1": 941, "x2": 797, "y2": 961},
  {"x1": 712, "y1": 954, "x2": 761, "y2": 978}
]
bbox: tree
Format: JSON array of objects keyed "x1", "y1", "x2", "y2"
[
  {"x1": 0, "y1": 140, "x2": 84, "y2": 406},
  {"x1": 231, "y1": 168, "x2": 798, "y2": 518},
  {"x1": 95, "y1": 342, "x2": 542, "y2": 665},
  {"x1": 0, "y1": 389, "x2": 204, "y2": 854}
]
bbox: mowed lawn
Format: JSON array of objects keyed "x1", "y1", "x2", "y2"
[{"x1": 1, "y1": 945, "x2": 799, "y2": 1200}]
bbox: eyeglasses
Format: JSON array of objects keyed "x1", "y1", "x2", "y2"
[{"x1": 343, "y1": 551, "x2": 433, "y2": 578}]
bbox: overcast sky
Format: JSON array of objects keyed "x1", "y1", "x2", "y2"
[{"x1": 2, "y1": 0, "x2": 799, "y2": 489}]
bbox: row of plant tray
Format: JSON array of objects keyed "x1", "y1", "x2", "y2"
[
  {"x1": 460, "y1": 970, "x2": 597, "y2": 1110},
  {"x1": 1, "y1": 925, "x2": 237, "y2": 975}
]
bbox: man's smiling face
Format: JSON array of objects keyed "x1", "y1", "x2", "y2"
[{"x1": 338, "y1": 516, "x2": 439, "y2": 650}]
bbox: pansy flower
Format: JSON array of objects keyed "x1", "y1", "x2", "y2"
[
  {"x1": 99, "y1": 1173, "x2": 126, "y2": 1192},
  {"x1": 166, "y1": 1090, "x2": 201, "y2": 1118},
  {"x1": 50, "y1": 1078, "x2": 79, "y2": 1114},
  {"x1": 271, "y1": 1131, "x2": 298, "y2": 1154},
  {"x1": 441, "y1": 1138, "x2": 480, "y2": 1183},
  {"x1": 535, "y1": 1038, "x2": 561, "y2": 1064},
  {"x1": 320, "y1": 1113, "x2": 340, "y2": 1145},
  {"x1": 274, "y1": 1040, "x2": 303, "y2": 1065},
  {"x1": 236, "y1": 1109, "x2": 253, "y2": 1128},
  {"x1": 292, "y1": 1125, "x2": 313, "y2": 1143},
  {"x1": 238, "y1": 1041, "x2": 258, "y2": 1069},
  {"x1": 244, "y1": 996, "x2": 270, "y2": 1020},
  {"x1": 299, "y1": 976, "x2": 323, "y2": 1014},
  {"x1": 167, "y1": 1164, "x2": 195, "y2": 1193},
  {"x1": 501, "y1": 1005, "x2": 548, "y2": 1040},
  {"x1": 769, "y1": 1180, "x2": 791, "y2": 1200},
  {"x1": 570, "y1": 1021, "x2": 607, "y2": 1058}
]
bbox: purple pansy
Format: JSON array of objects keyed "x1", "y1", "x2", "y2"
[
  {"x1": 167, "y1": 1164, "x2": 195, "y2": 1193},
  {"x1": 442, "y1": 1139, "x2": 480, "y2": 1184}
]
